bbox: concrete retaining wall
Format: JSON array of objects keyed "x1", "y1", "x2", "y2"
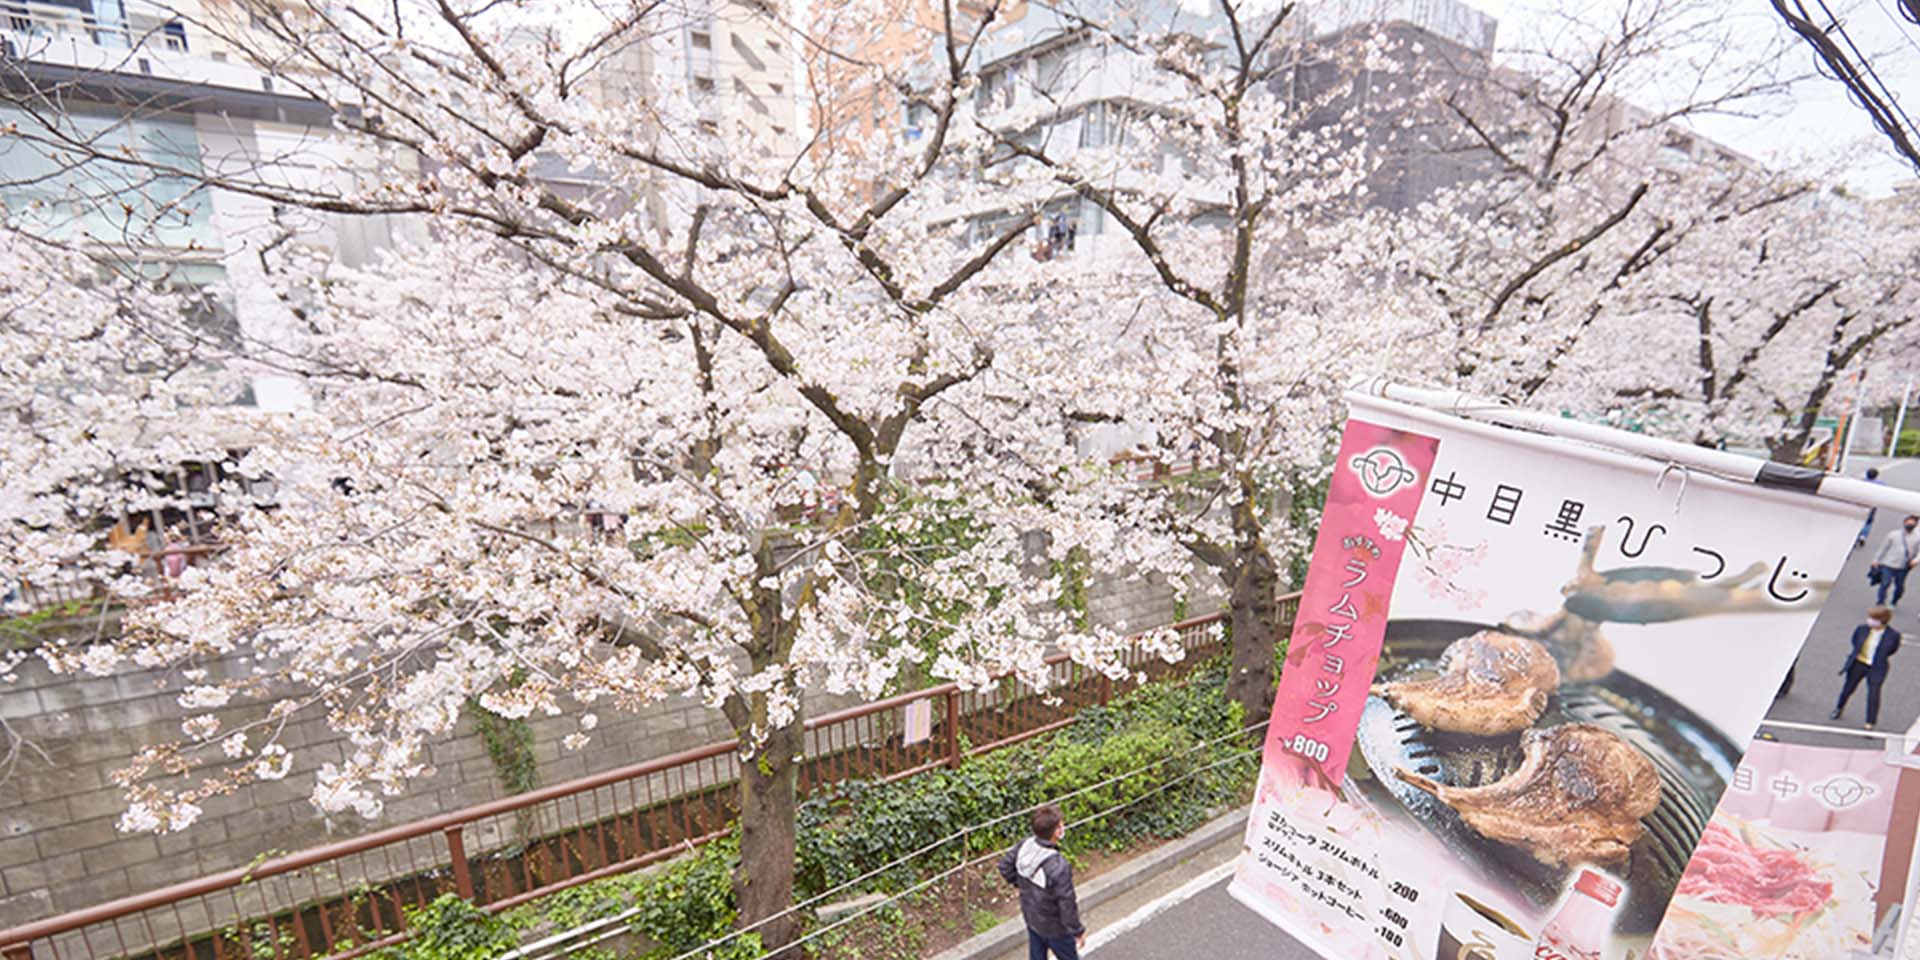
[{"x1": 0, "y1": 570, "x2": 1211, "y2": 929}]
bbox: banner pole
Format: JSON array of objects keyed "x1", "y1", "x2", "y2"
[
  {"x1": 1838, "y1": 365, "x2": 1868, "y2": 475},
  {"x1": 1890, "y1": 376, "x2": 1915, "y2": 458},
  {"x1": 1361, "y1": 380, "x2": 1920, "y2": 517}
]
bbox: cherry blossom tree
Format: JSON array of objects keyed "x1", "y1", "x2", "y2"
[
  {"x1": 0, "y1": 0, "x2": 1195, "y2": 945},
  {"x1": 956, "y1": 0, "x2": 1443, "y2": 725},
  {"x1": 1548, "y1": 175, "x2": 1920, "y2": 459},
  {"x1": 1393, "y1": 0, "x2": 1806, "y2": 403},
  {"x1": 1385, "y1": 0, "x2": 1916, "y2": 461}
]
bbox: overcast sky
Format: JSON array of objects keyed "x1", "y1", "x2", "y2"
[{"x1": 1469, "y1": 0, "x2": 1920, "y2": 196}]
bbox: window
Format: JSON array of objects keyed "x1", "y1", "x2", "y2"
[
  {"x1": 161, "y1": 20, "x2": 187, "y2": 52},
  {"x1": 693, "y1": 76, "x2": 715, "y2": 93},
  {"x1": 0, "y1": 104, "x2": 215, "y2": 250},
  {"x1": 770, "y1": 82, "x2": 783, "y2": 94},
  {"x1": 1079, "y1": 103, "x2": 1107, "y2": 148},
  {"x1": 690, "y1": 31, "x2": 710, "y2": 49}
]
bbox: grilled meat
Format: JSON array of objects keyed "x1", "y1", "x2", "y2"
[
  {"x1": 1395, "y1": 723, "x2": 1662, "y2": 868},
  {"x1": 1500, "y1": 609, "x2": 1615, "y2": 682},
  {"x1": 1372, "y1": 630, "x2": 1561, "y2": 736}
]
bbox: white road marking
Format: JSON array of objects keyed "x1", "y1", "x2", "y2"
[{"x1": 1084, "y1": 858, "x2": 1239, "y2": 955}]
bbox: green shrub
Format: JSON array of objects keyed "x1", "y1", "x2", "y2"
[
  {"x1": 629, "y1": 841, "x2": 760, "y2": 960},
  {"x1": 796, "y1": 663, "x2": 1253, "y2": 895},
  {"x1": 1043, "y1": 722, "x2": 1194, "y2": 847},
  {"x1": 385, "y1": 896, "x2": 518, "y2": 960},
  {"x1": 346, "y1": 663, "x2": 1253, "y2": 960}
]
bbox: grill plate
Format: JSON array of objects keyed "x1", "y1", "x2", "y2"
[{"x1": 1352, "y1": 619, "x2": 1739, "y2": 933}]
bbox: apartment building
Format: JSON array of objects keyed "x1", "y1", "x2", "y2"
[
  {"x1": 650, "y1": 0, "x2": 802, "y2": 159},
  {"x1": 0, "y1": 0, "x2": 418, "y2": 411}
]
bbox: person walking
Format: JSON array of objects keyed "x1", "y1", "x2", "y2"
[
  {"x1": 1855, "y1": 467, "x2": 1884, "y2": 549},
  {"x1": 1871, "y1": 515, "x2": 1920, "y2": 607},
  {"x1": 1833, "y1": 605, "x2": 1902, "y2": 729},
  {"x1": 999, "y1": 804, "x2": 1085, "y2": 959}
]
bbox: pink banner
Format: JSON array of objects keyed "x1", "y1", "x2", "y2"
[
  {"x1": 1649, "y1": 739, "x2": 1900, "y2": 960},
  {"x1": 1264, "y1": 419, "x2": 1438, "y2": 788}
]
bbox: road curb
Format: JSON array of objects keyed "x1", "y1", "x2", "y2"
[{"x1": 928, "y1": 805, "x2": 1249, "y2": 960}]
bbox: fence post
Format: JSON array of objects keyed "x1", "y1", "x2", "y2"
[
  {"x1": 944, "y1": 690, "x2": 961, "y2": 769},
  {"x1": 1098, "y1": 673, "x2": 1112, "y2": 706},
  {"x1": 445, "y1": 826, "x2": 475, "y2": 901}
]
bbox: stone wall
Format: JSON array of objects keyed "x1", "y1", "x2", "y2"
[{"x1": 0, "y1": 570, "x2": 1212, "y2": 930}]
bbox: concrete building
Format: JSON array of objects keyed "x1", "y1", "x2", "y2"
[
  {"x1": 649, "y1": 0, "x2": 804, "y2": 160},
  {"x1": 0, "y1": 0, "x2": 419, "y2": 411},
  {"x1": 901, "y1": 0, "x2": 1505, "y2": 260}
]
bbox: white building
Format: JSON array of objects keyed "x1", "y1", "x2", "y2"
[{"x1": 0, "y1": 0, "x2": 419, "y2": 411}]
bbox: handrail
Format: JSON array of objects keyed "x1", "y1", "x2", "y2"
[{"x1": 0, "y1": 608, "x2": 1238, "y2": 949}]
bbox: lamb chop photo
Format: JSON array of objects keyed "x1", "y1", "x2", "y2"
[
  {"x1": 1371, "y1": 630, "x2": 1561, "y2": 736},
  {"x1": 1393, "y1": 723, "x2": 1663, "y2": 869}
]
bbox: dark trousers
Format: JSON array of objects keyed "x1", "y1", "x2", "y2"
[
  {"x1": 1028, "y1": 930, "x2": 1080, "y2": 960},
  {"x1": 1878, "y1": 566, "x2": 1910, "y2": 606},
  {"x1": 1836, "y1": 661, "x2": 1884, "y2": 725}
]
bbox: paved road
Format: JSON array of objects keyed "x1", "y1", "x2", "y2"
[
  {"x1": 1092, "y1": 873, "x2": 1316, "y2": 960},
  {"x1": 1769, "y1": 458, "x2": 1920, "y2": 743}
]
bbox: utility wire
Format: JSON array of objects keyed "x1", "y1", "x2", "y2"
[{"x1": 1770, "y1": 0, "x2": 1920, "y2": 172}]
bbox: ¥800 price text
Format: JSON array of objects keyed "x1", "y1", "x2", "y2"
[{"x1": 1284, "y1": 734, "x2": 1330, "y2": 763}]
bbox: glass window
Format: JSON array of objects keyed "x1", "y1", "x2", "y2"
[{"x1": 0, "y1": 103, "x2": 215, "y2": 250}]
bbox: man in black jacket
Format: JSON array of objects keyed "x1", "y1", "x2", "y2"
[
  {"x1": 1834, "y1": 605, "x2": 1903, "y2": 729},
  {"x1": 999, "y1": 804, "x2": 1085, "y2": 959}
]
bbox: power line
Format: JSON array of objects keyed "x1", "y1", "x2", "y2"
[{"x1": 1770, "y1": 0, "x2": 1920, "y2": 172}]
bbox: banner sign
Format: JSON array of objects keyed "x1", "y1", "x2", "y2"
[
  {"x1": 1647, "y1": 739, "x2": 1900, "y2": 960},
  {"x1": 1231, "y1": 393, "x2": 1861, "y2": 960}
]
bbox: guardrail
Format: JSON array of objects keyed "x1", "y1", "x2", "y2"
[
  {"x1": 5, "y1": 545, "x2": 222, "y2": 623},
  {"x1": 0, "y1": 597, "x2": 1300, "y2": 960}
]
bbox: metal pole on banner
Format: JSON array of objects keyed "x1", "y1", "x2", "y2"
[
  {"x1": 1891, "y1": 376, "x2": 1915, "y2": 458},
  {"x1": 1361, "y1": 381, "x2": 1920, "y2": 517},
  {"x1": 1901, "y1": 822, "x2": 1920, "y2": 960},
  {"x1": 1839, "y1": 366, "x2": 1869, "y2": 475}
]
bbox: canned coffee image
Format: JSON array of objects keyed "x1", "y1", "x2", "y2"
[{"x1": 1436, "y1": 891, "x2": 1532, "y2": 960}]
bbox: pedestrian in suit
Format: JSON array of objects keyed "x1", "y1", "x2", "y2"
[{"x1": 1833, "y1": 605, "x2": 1902, "y2": 729}]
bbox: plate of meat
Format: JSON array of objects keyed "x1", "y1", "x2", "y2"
[{"x1": 1354, "y1": 618, "x2": 1742, "y2": 934}]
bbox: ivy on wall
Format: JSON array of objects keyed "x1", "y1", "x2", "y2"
[{"x1": 466, "y1": 698, "x2": 541, "y2": 839}]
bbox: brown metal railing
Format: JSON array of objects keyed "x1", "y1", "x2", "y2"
[
  {"x1": 7, "y1": 545, "x2": 223, "y2": 621},
  {"x1": 0, "y1": 601, "x2": 1303, "y2": 960}
]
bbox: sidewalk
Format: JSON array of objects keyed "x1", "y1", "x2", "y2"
[
  {"x1": 1770, "y1": 458, "x2": 1920, "y2": 744},
  {"x1": 942, "y1": 807, "x2": 1317, "y2": 960},
  {"x1": 1086, "y1": 870, "x2": 1316, "y2": 960}
]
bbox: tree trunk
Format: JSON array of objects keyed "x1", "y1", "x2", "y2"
[
  {"x1": 735, "y1": 718, "x2": 802, "y2": 954},
  {"x1": 1225, "y1": 498, "x2": 1279, "y2": 730}
]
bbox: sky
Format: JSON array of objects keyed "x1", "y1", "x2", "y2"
[{"x1": 1469, "y1": 0, "x2": 1920, "y2": 196}]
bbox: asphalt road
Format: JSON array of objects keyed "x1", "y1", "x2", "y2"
[
  {"x1": 1092, "y1": 459, "x2": 1920, "y2": 960},
  {"x1": 1769, "y1": 458, "x2": 1920, "y2": 742},
  {"x1": 1092, "y1": 873, "x2": 1316, "y2": 960}
]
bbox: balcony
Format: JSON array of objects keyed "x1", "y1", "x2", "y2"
[
  {"x1": 3, "y1": 1, "x2": 185, "y2": 54},
  {"x1": 0, "y1": 0, "x2": 291, "y2": 100}
]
